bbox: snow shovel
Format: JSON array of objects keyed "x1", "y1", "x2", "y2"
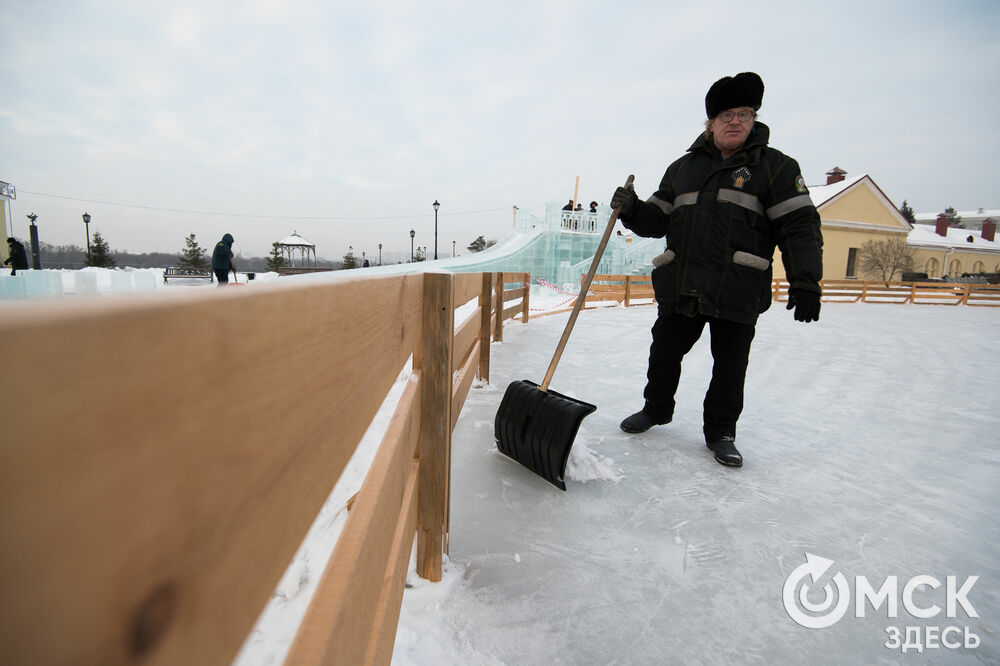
[{"x1": 495, "y1": 175, "x2": 634, "y2": 490}]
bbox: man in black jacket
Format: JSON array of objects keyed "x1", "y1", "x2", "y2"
[
  {"x1": 4, "y1": 238, "x2": 29, "y2": 276},
  {"x1": 212, "y1": 233, "x2": 236, "y2": 285},
  {"x1": 611, "y1": 72, "x2": 823, "y2": 467}
]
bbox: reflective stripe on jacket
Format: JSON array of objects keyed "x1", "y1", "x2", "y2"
[{"x1": 621, "y1": 122, "x2": 823, "y2": 325}]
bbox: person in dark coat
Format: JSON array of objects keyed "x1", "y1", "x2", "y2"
[
  {"x1": 4, "y1": 238, "x2": 29, "y2": 276},
  {"x1": 211, "y1": 233, "x2": 236, "y2": 285},
  {"x1": 610, "y1": 72, "x2": 823, "y2": 467}
]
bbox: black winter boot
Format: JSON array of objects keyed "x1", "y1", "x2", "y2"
[
  {"x1": 707, "y1": 435, "x2": 743, "y2": 467},
  {"x1": 620, "y1": 410, "x2": 671, "y2": 434}
]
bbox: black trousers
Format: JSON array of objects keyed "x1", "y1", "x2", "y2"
[{"x1": 642, "y1": 311, "x2": 756, "y2": 441}]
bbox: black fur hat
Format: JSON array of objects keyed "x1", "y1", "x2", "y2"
[{"x1": 705, "y1": 72, "x2": 764, "y2": 118}]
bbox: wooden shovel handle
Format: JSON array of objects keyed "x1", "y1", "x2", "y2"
[{"x1": 540, "y1": 174, "x2": 634, "y2": 391}]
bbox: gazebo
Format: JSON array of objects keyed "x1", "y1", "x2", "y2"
[{"x1": 276, "y1": 232, "x2": 317, "y2": 267}]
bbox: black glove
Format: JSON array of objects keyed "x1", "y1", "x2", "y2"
[
  {"x1": 786, "y1": 288, "x2": 821, "y2": 323},
  {"x1": 610, "y1": 182, "x2": 638, "y2": 217}
]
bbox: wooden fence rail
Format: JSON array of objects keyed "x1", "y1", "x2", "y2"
[
  {"x1": 576, "y1": 274, "x2": 1000, "y2": 308},
  {"x1": 0, "y1": 271, "x2": 529, "y2": 666}
]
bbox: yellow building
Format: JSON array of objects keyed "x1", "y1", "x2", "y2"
[
  {"x1": 772, "y1": 169, "x2": 1000, "y2": 281},
  {"x1": 1, "y1": 180, "x2": 13, "y2": 265}
]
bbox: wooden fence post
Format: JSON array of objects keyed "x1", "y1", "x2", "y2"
[
  {"x1": 494, "y1": 272, "x2": 504, "y2": 343},
  {"x1": 479, "y1": 272, "x2": 493, "y2": 382},
  {"x1": 521, "y1": 273, "x2": 530, "y2": 323},
  {"x1": 417, "y1": 273, "x2": 453, "y2": 582},
  {"x1": 624, "y1": 275, "x2": 632, "y2": 307}
]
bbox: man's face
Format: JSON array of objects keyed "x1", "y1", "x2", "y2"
[{"x1": 710, "y1": 106, "x2": 756, "y2": 157}]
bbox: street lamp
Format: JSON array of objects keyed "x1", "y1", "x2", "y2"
[
  {"x1": 26, "y1": 213, "x2": 40, "y2": 269},
  {"x1": 410, "y1": 229, "x2": 415, "y2": 262},
  {"x1": 82, "y1": 212, "x2": 92, "y2": 260},
  {"x1": 432, "y1": 200, "x2": 440, "y2": 260},
  {"x1": 378, "y1": 243, "x2": 382, "y2": 266},
  {"x1": 362, "y1": 250, "x2": 366, "y2": 266},
  {"x1": 452, "y1": 240, "x2": 456, "y2": 257}
]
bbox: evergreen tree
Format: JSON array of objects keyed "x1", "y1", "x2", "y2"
[
  {"x1": 85, "y1": 231, "x2": 117, "y2": 268},
  {"x1": 899, "y1": 200, "x2": 916, "y2": 225},
  {"x1": 466, "y1": 236, "x2": 498, "y2": 253},
  {"x1": 265, "y1": 242, "x2": 288, "y2": 272},
  {"x1": 341, "y1": 247, "x2": 359, "y2": 269},
  {"x1": 943, "y1": 206, "x2": 964, "y2": 228},
  {"x1": 177, "y1": 233, "x2": 208, "y2": 270}
]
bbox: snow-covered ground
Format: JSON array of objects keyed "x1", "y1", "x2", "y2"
[
  {"x1": 386, "y1": 301, "x2": 999, "y2": 665},
  {"x1": 6, "y1": 268, "x2": 996, "y2": 663}
]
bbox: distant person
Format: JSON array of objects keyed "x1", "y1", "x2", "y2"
[
  {"x1": 212, "y1": 233, "x2": 236, "y2": 285},
  {"x1": 589, "y1": 201, "x2": 598, "y2": 213},
  {"x1": 575, "y1": 203, "x2": 583, "y2": 211},
  {"x1": 363, "y1": 259, "x2": 370, "y2": 267},
  {"x1": 4, "y1": 238, "x2": 28, "y2": 276},
  {"x1": 611, "y1": 72, "x2": 823, "y2": 468},
  {"x1": 562, "y1": 199, "x2": 574, "y2": 211}
]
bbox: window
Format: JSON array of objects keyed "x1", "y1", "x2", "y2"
[
  {"x1": 845, "y1": 248, "x2": 858, "y2": 278},
  {"x1": 925, "y1": 258, "x2": 939, "y2": 278}
]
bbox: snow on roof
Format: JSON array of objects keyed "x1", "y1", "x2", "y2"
[
  {"x1": 907, "y1": 223, "x2": 1000, "y2": 251},
  {"x1": 277, "y1": 232, "x2": 315, "y2": 247},
  {"x1": 806, "y1": 173, "x2": 869, "y2": 207},
  {"x1": 914, "y1": 208, "x2": 1000, "y2": 222}
]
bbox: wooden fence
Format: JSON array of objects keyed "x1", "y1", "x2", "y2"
[
  {"x1": 772, "y1": 278, "x2": 1000, "y2": 307},
  {"x1": 0, "y1": 271, "x2": 529, "y2": 666},
  {"x1": 576, "y1": 274, "x2": 1000, "y2": 308}
]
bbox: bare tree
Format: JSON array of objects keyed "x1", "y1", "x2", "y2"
[{"x1": 858, "y1": 238, "x2": 914, "y2": 285}]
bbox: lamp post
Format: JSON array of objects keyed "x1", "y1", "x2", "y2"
[
  {"x1": 378, "y1": 243, "x2": 382, "y2": 266},
  {"x1": 410, "y1": 229, "x2": 415, "y2": 262},
  {"x1": 452, "y1": 240, "x2": 456, "y2": 257},
  {"x1": 26, "y1": 213, "x2": 41, "y2": 269},
  {"x1": 362, "y1": 250, "x2": 366, "y2": 267},
  {"x1": 432, "y1": 200, "x2": 440, "y2": 260},
  {"x1": 82, "y1": 212, "x2": 92, "y2": 261}
]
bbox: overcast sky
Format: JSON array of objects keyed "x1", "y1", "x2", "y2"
[{"x1": 2, "y1": 0, "x2": 997, "y2": 260}]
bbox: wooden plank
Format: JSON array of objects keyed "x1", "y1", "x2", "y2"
[
  {"x1": 285, "y1": 377, "x2": 421, "y2": 665},
  {"x1": 503, "y1": 286, "x2": 525, "y2": 302},
  {"x1": 417, "y1": 273, "x2": 452, "y2": 582},
  {"x1": 365, "y1": 460, "x2": 420, "y2": 666},
  {"x1": 502, "y1": 302, "x2": 523, "y2": 321},
  {"x1": 494, "y1": 272, "x2": 504, "y2": 342},
  {"x1": 0, "y1": 276, "x2": 423, "y2": 666},
  {"x1": 479, "y1": 273, "x2": 493, "y2": 381},
  {"x1": 452, "y1": 307, "x2": 481, "y2": 373},
  {"x1": 452, "y1": 272, "x2": 483, "y2": 310},
  {"x1": 521, "y1": 275, "x2": 530, "y2": 322},
  {"x1": 451, "y1": 339, "x2": 480, "y2": 432}
]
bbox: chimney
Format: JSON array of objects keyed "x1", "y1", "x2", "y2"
[
  {"x1": 935, "y1": 214, "x2": 950, "y2": 237},
  {"x1": 983, "y1": 219, "x2": 996, "y2": 242},
  {"x1": 825, "y1": 167, "x2": 847, "y2": 185}
]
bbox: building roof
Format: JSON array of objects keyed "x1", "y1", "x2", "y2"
[
  {"x1": 914, "y1": 208, "x2": 1000, "y2": 223},
  {"x1": 807, "y1": 173, "x2": 911, "y2": 232},
  {"x1": 277, "y1": 232, "x2": 315, "y2": 247},
  {"x1": 907, "y1": 224, "x2": 1000, "y2": 253}
]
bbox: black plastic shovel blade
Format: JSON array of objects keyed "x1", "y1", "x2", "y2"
[{"x1": 494, "y1": 379, "x2": 597, "y2": 490}]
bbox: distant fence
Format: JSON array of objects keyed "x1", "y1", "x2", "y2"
[
  {"x1": 772, "y1": 279, "x2": 1000, "y2": 307},
  {"x1": 572, "y1": 275, "x2": 1000, "y2": 308},
  {"x1": 0, "y1": 271, "x2": 530, "y2": 665}
]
